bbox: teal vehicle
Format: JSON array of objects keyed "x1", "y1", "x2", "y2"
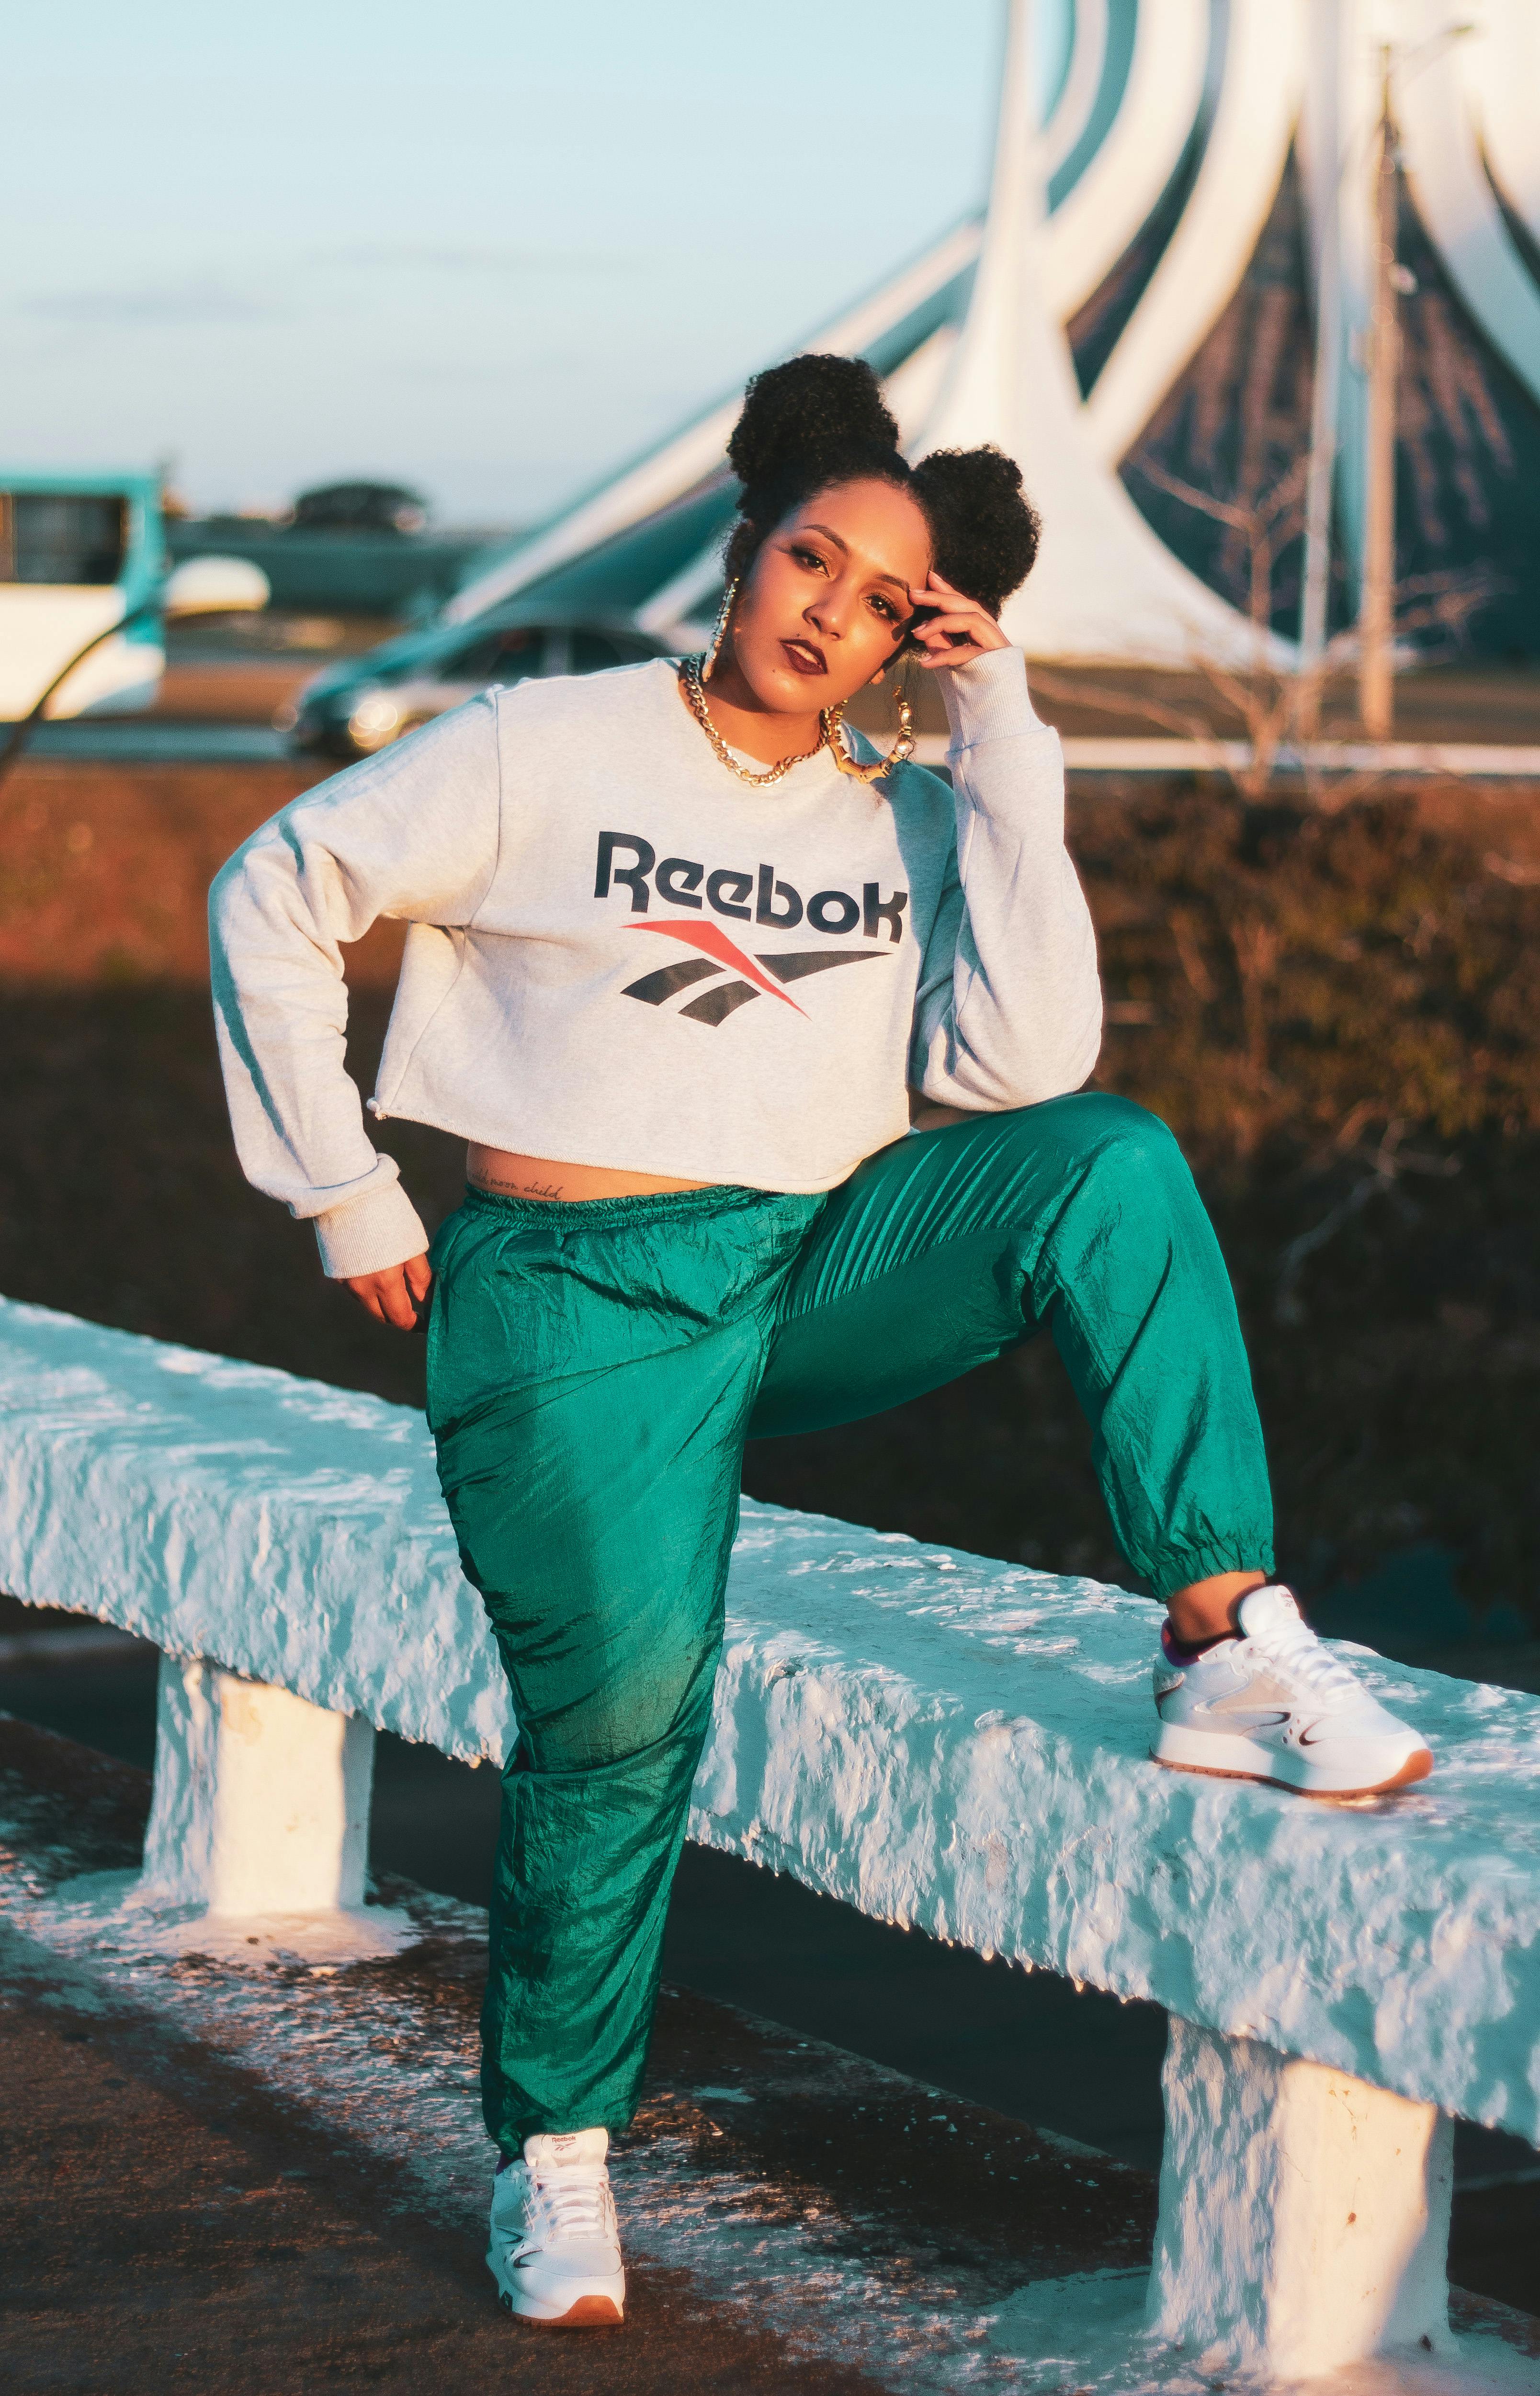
[
  {"x1": 0, "y1": 471, "x2": 168, "y2": 722},
  {"x1": 0, "y1": 473, "x2": 268, "y2": 739},
  {"x1": 281, "y1": 608, "x2": 671, "y2": 759}
]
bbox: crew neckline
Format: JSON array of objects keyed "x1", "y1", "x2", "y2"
[{"x1": 650, "y1": 656, "x2": 848, "y2": 797}]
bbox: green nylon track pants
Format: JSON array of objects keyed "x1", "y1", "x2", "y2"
[{"x1": 424, "y1": 1093, "x2": 1273, "y2": 2156}]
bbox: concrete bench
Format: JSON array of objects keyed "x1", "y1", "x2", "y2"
[{"x1": 0, "y1": 1293, "x2": 1535, "y2": 2385}]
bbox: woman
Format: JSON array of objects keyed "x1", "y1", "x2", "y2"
[{"x1": 210, "y1": 355, "x2": 1430, "y2": 2332}]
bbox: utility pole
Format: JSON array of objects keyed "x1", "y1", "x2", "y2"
[
  {"x1": 1358, "y1": 44, "x2": 1399, "y2": 741},
  {"x1": 1297, "y1": 0, "x2": 1344, "y2": 739}
]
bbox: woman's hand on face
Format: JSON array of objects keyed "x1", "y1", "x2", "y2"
[
  {"x1": 906, "y1": 569, "x2": 1009, "y2": 669},
  {"x1": 344, "y1": 1251, "x2": 433, "y2": 1332}
]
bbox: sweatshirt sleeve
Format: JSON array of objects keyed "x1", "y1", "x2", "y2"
[
  {"x1": 208, "y1": 695, "x2": 502, "y2": 1278},
  {"x1": 909, "y1": 646, "x2": 1102, "y2": 1110}
]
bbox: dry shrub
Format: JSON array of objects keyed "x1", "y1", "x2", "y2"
[
  {"x1": 2, "y1": 772, "x2": 1535, "y2": 1629},
  {"x1": 1074, "y1": 779, "x2": 1540, "y2": 1624},
  {"x1": 1079, "y1": 780, "x2": 1540, "y2": 1178}
]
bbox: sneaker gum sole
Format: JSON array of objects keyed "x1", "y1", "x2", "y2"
[
  {"x1": 1151, "y1": 1743, "x2": 1434, "y2": 1801},
  {"x1": 503, "y1": 2291, "x2": 624, "y2": 2330},
  {"x1": 488, "y1": 2251, "x2": 626, "y2": 2328}
]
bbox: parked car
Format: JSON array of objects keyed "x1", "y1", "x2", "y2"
[
  {"x1": 277, "y1": 610, "x2": 674, "y2": 757},
  {"x1": 291, "y1": 481, "x2": 430, "y2": 535}
]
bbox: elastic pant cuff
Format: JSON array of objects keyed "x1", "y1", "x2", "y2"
[{"x1": 1148, "y1": 1542, "x2": 1276, "y2": 1606}]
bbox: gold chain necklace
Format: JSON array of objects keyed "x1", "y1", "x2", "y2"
[
  {"x1": 678, "y1": 655, "x2": 834, "y2": 787},
  {"x1": 677, "y1": 655, "x2": 915, "y2": 789}
]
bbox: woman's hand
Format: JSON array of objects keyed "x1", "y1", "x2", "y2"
[
  {"x1": 906, "y1": 568, "x2": 1010, "y2": 669},
  {"x1": 344, "y1": 1251, "x2": 433, "y2": 1332}
]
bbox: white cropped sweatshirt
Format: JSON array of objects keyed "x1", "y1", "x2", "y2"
[{"x1": 208, "y1": 647, "x2": 1103, "y2": 1277}]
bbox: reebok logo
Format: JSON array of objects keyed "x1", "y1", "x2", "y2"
[
  {"x1": 622, "y1": 918, "x2": 890, "y2": 1024},
  {"x1": 595, "y1": 832, "x2": 906, "y2": 939},
  {"x1": 596, "y1": 831, "x2": 905, "y2": 1027}
]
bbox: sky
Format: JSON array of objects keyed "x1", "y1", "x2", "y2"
[{"x1": 4, "y1": 3, "x2": 1006, "y2": 528}]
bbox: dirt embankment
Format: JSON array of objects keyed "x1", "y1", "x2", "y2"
[
  {"x1": 2, "y1": 756, "x2": 1538, "y2": 1633},
  {"x1": 7, "y1": 753, "x2": 1540, "y2": 989},
  {"x1": 0, "y1": 763, "x2": 404, "y2": 989}
]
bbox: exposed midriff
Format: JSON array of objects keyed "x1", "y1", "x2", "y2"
[{"x1": 465, "y1": 1145, "x2": 715, "y2": 1203}]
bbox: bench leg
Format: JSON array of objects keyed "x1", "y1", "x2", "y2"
[
  {"x1": 1145, "y1": 2014, "x2": 1454, "y2": 2377},
  {"x1": 139, "y1": 1653, "x2": 375, "y2": 1917}
]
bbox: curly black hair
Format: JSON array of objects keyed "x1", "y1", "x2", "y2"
[{"x1": 724, "y1": 352, "x2": 1040, "y2": 622}]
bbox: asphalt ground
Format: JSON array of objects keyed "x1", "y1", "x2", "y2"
[
  {"x1": 0, "y1": 1709, "x2": 1157, "y2": 2396},
  {"x1": 108, "y1": 642, "x2": 1540, "y2": 744},
  {"x1": 13, "y1": 644, "x2": 1539, "y2": 760},
  {"x1": 2, "y1": 1976, "x2": 883, "y2": 2396},
  {"x1": 3, "y1": 1708, "x2": 1537, "y2": 2396},
  {"x1": 3, "y1": 1621, "x2": 1538, "y2": 2327}
]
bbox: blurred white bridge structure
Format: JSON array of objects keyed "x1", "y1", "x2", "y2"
[
  {"x1": 1, "y1": 1295, "x2": 1536, "y2": 2386},
  {"x1": 443, "y1": 0, "x2": 1540, "y2": 673}
]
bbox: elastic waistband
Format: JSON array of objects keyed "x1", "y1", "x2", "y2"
[{"x1": 460, "y1": 1180, "x2": 793, "y2": 1232}]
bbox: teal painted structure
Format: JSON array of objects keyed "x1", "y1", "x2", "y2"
[{"x1": 0, "y1": 468, "x2": 166, "y2": 648}]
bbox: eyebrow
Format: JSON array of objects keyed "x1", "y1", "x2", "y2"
[{"x1": 802, "y1": 522, "x2": 912, "y2": 597}]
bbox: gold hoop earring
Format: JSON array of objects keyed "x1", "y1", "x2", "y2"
[
  {"x1": 701, "y1": 578, "x2": 738, "y2": 683},
  {"x1": 825, "y1": 669, "x2": 916, "y2": 786}
]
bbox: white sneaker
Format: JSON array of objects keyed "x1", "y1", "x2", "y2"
[
  {"x1": 487, "y1": 2128, "x2": 625, "y2": 2328},
  {"x1": 1151, "y1": 1583, "x2": 1433, "y2": 1798}
]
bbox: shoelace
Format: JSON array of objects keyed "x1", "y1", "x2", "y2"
[
  {"x1": 1243, "y1": 1604, "x2": 1363, "y2": 1705},
  {"x1": 515, "y1": 2165, "x2": 615, "y2": 2254}
]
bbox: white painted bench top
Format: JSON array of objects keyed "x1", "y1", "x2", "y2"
[{"x1": 1, "y1": 1295, "x2": 1536, "y2": 2146}]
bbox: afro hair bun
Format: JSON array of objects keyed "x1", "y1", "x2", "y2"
[
  {"x1": 911, "y1": 445, "x2": 1041, "y2": 617},
  {"x1": 726, "y1": 353, "x2": 901, "y2": 505}
]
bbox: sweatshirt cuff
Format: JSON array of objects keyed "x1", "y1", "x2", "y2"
[
  {"x1": 940, "y1": 645, "x2": 1045, "y2": 750},
  {"x1": 312, "y1": 1179, "x2": 430, "y2": 1279}
]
